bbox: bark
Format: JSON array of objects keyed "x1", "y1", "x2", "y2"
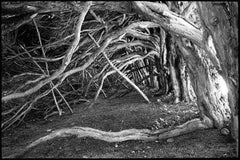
[
  {"x1": 178, "y1": 56, "x2": 190, "y2": 103},
  {"x1": 148, "y1": 60, "x2": 154, "y2": 88},
  {"x1": 154, "y1": 55, "x2": 162, "y2": 91},
  {"x1": 169, "y1": 56, "x2": 180, "y2": 103},
  {"x1": 5, "y1": 117, "x2": 213, "y2": 158},
  {"x1": 167, "y1": 35, "x2": 180, "y2": 103},
  {"x1": 197, "y1": 3, "x2": 238, "y2": 154},
  {"x1": 185, "y1": 67, "x2": 196, "y2": 102},
  {"x1": 143, "y1": 59, "x2": 150, "y2": 87},
  {"x1": 163, "y1": 0, "x2": 237, "y2": 141},
  {"x1": 176, "y1": 38, "x2": 232, "y2": 129},
  {"x1": 132, "y1": 1, "x2": 203, "y2": 47}
]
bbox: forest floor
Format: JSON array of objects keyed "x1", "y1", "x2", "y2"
[{"x1": 2, "y1": 91, "x2": 237, "y2": 158}]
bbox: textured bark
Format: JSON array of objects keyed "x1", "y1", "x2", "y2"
[
  {"x1": 5, "y1": 117, "x2": 213, "y2": 158},
  {"x1": 179, "y1": 56, "x2": 190, "y2": 103},
  {"x1": 167, "y1": 35, "x2": 180, "y2": 103},
  {"x1": 154, "y1": 55, "x2": 162, "y2": 91},
  {"x1": 197, "y1": 1, "x2": 238, "y2": 152},
  {"x1": 148, "y1": 60, "x2": 154, "y2": 88},
  {"x1": 169, "y1": 56, "x2": 180, "y2": 103},
  {"x1": 176, "y1": 38, "x2": 232, "y2": 129},
  {"x1": 186, "y1": 67, "x2": 196, "y2": 102},
  {"x1": 132, "y1": 1, "x2": 203, "y2": 47},
  {"x1": 165, "y1": 1, "x2": 238, "y2": 141}
]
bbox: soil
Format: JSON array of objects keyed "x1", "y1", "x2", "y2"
[{"x1": 2, "y1": 92, "x2": 237, "y2": 158}]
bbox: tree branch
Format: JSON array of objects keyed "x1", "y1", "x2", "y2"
[
  {"x1": 2, "y1": 2, "x2": 92, "y2": 102},
  {"x1": 132, "y1": 1, "x2": 203, "y2": 47}
]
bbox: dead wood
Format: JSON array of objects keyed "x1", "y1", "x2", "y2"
[
  {"x1": 1, "y1": 2, "x2": 238, "y2": 155},
  {"x1": 5, "y1": 117, "x2": 213, "y2": 158}
]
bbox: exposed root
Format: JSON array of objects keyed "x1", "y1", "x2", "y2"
[{"x1": 5, "y1": 117, "x2": 213, "y2": 158}]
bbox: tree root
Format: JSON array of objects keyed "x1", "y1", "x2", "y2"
[{"x1": 4, "y1": 117, "x2": 213, "y2": 158}]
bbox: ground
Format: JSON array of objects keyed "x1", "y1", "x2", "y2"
[{"x1": 1, "y1": 92, "x2": 237, "y2": 158}]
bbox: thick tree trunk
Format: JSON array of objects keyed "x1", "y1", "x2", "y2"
[
  {"x1": 171, "y1": 1, "x2": 232, "y2": 129},
  {"x1": 197, "y1": 2, "x2": 238, "y2": 154},
  {"x1": 176, "y1": 37, "x2": 232, "y2": 129}
]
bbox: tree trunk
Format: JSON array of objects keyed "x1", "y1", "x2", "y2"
[
  {"x1": 178, "y1": 56, "x2": 190, "y2": 103},
  {"x1": 186, "y1": 67, "x2": 196, "y2": 102},
  {"x1": 176, "y1": 37, "x2": 232, "y2": 129},
  {"x1": 167, "y1": 35, "x2": 180, "y2": 103},
  {"x1": 148, "y1": 59, "x2": 154, "y2": 88},
  {"x1": 154, "y1": 55, "x2": 162, "y2": 91},
  {"x1": 197, "y1": 2, "x2": 238, "y2": 153}
]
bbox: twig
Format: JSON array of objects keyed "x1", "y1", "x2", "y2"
[
  {"x1": 2, "y1": 13, "x2": 38, "y2": 35},
  {"x1": 22, "y1": 39, "x2": 65, "y2": 117},
  {"x1": 51, "y1": 82, "x2": 73, "y2": 113},
  {"x1": 104, "y1": 51, "x2": 153, "y2": 103},
  {"x1": 50, "y1": 83, "x2": 62, "y2": 116},
  {"x1": 9, "y1": 72, "x2": 44, "y2": 82},
  {"x1": 2, "y1": 1, "x2": 92, "y2": 102},
  {"x1": 2, "y1": 102, "x2": 29, "y2": 130},
  {"x1": 85, "y1": 69, "x2": 107, "y2": 98},
  {"x1": 33, "y1": 18, "x2": 49, "y2": 75},
  {"x1": 19, "y1": 44, "x2": 46, "y2": 74},
  {"x1": 8, "y1": 34, "x2": 74, "y2": 61},
  {"x1": 89, "y1": 70, "x2": 115, "y2": 108},
  {"x1": 90, "y1": 51, "x2": 155, "y2": 107},
  {"x1": 89, "y1": 9, "x2": 103, "y2": 24}
]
